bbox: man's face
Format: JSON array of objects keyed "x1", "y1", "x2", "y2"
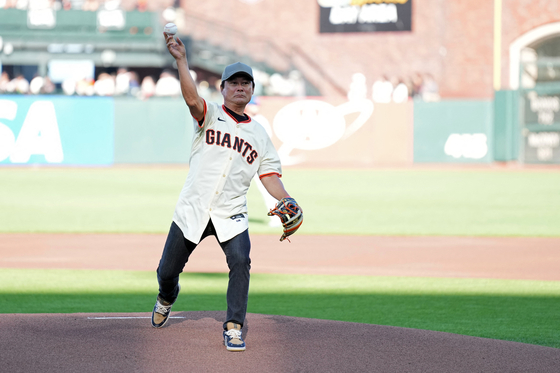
[{"x1": 221, "y1": 75, "x2": 254, "y2": 106}]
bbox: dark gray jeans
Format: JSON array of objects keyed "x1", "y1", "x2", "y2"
[{"x1": 156, "y1": 221, "x2": 251, "y2": 330}]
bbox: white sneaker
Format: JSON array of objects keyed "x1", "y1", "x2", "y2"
[
  {"x1": 223, "y1": 322, "x2": 246, "y2": 351},
  {"x1": 151, "y1": 284, "x2": 180, "y2": 328}
]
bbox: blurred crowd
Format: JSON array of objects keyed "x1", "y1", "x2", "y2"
[
  {"x1": 0, "y1": 69, "x2": 181, "y2": 98},
  {"x1": 0, "y1": 0, "x2": 169, "y2": 12},
  {"x1": 348, "y1": 72, "x2": 440, "y2": 103},
  {"x1": 0, "y1": 67, "x2": 307, "y2": 101}
]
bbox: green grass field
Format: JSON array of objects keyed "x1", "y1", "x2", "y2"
[
  {"x1": 1, "y1": 167, "x2": 560, "y2": 348},
  {"x1": 1, "y1": 167, "x2": 560, "y2": 236},
  {"x1": 1, "y1": 269, "x2": 559, "y2": 348}
]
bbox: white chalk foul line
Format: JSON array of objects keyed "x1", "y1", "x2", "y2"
[{"x1": 87, "y1": 316, "x2": 187, "y2": 320}]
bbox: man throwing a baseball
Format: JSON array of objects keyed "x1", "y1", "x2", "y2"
[{"x1": 151, "y1": 31, "x2": 301, "y2": 352}]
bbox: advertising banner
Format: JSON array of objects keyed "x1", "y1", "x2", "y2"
[
  {"x1": 521, "y1": 89, "x2": 560, "y2": 163},
  {"x1": 255, "y1": 97, "x2": 412, "y2": 167},
  {"x1": 523, "y1": 91, "x2": 560, "y2": 127},
  {"x1": 319, "y1": 0, "x2": 412, "y2": 33},
  {"x1": 523, "y1": 131, "x2": 560, "y2": 163},
  {"x1": 0, "y1": 96, "x2": 114, "y2": 165},
  {"x1": 115, "y1": 96, "x2": 412, "y2": 167},
  {"x1": 413, "y1": 100, "x2": 493, "y2": 163}
]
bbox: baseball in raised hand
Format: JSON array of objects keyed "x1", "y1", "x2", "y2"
[
  {"x1": 164, "y1": 32, "x2": 186, "y2": 60},
  {"x1": 163, "y1": 22, "x2": 177, "y2": 35}
]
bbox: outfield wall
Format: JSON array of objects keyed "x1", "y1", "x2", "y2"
[
  {"x1": 413, "y1": 100, "x2": 493, "y2": 163},
  {"x1": 0, "y1": 96, "x2": 114, "y2": 165},
  {"x1": 0, "y1": 95, "x2": 516, "y2": 167},
  {"x1": 114, "y1": 98, "x2": 193, "y2": 164}
]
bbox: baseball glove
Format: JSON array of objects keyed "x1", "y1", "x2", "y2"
[{"x1": 268, "y1": 197, "x2": 303, "y2": 242}]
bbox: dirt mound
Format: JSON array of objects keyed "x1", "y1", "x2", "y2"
[{"x1": 2, "y1": 311, "x2": 559, "y2": 373}]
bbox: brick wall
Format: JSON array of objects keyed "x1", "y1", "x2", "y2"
[{"x1": 178, "y1": 0, "x2": 560, "y2": 99}]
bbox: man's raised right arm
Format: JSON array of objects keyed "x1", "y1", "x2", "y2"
[{"x1": 164, "y1": 33, "x2": 205, "y2": 121}]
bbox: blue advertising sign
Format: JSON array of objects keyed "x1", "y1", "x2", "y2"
[{"x1": 0, "y1": 96, "x2": 114, "y2": 165}]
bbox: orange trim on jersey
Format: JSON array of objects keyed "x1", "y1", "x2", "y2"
[
  {"x1": 223, "y1": 105, "x2": 251, "y2": 124},
  {"x1": 259, "y1": 172, "x2": 282, "y2": 180},
  {"x1": 194, "y1": 99, "x2": 208, "y2": 127}
]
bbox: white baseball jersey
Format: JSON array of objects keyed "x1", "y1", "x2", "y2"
[{"x1": 173, "y1": 100, "x2": 282, "y2": 244}]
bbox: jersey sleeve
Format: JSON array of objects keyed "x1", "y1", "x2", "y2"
[
  {"x1": 258, "y1": 135, "x2": 282, "y2": 179},
  {"x1": 193, "y1": 99, "x2": 217, "y2": 132}
]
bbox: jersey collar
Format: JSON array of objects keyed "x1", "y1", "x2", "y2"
[{"x1": 223, "y1": 105, "x2": 251, "y2": 124}]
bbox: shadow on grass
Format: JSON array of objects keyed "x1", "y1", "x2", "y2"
[{"x1": 1, "y1": 292, "x2": 559, "y2": 349}]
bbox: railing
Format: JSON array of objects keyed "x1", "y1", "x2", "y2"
[
  {"x1": 179, "y1": 13, "x2": 346, "y2": 97},
  {"x1": 180, "y1": 13, "x2": 292, "y2": 72}
]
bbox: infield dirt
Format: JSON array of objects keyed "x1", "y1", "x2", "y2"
[
  {"x1": 1, "y1": 233, "x2": 559, "y2": 372},
  {"x1": 1, "y1": 233, "x2": 559, "y2": 280}
]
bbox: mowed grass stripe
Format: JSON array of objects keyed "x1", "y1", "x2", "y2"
[
  {"x1": 1, "y1": 167, "x2": 559, "y2": 236},
  {"x1": 1, "y1": 269, "x2": 559, "y2": 348}
]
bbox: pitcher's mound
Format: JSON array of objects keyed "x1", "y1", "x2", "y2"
[{"x1": 2, "y1": 311, "x2": 559, "y2": 373}]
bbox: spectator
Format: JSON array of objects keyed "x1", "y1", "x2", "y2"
[
  {"x1": 209, "y1": 79, "x2": 224, "y2": 104},
  {"x1": 76, "y1": 77, "x2": 95, "y2": 96},
  {"x1": 128, "y1": 71, "x2": 140, "y2": 97},
  {"x1": 371, "y1": 75, "x2": 393, "y2": 103},
  {"x1": 11, "y1": 75, "x2": 30, "y2": 94},
  {"x1": 115, "y1": 67, "x2": 131, "y2": 96},
  {"x1": 289, "y1": 70, "x2": 306, "y2": 98},
  {"x1": 62, "y1": 78, "x2": 77, "y2": 95},
  {"x1": 0, "y1": 72, "x2": 11, "y2": 93},
  {"x1": 392, "y1": 77, "x2": 409, "y2": 103},
  {"x1": 197, "y1": 80, "x2": 211, "y2": 100},
  {"x1": 411, "y1": 72, "x2": 423, "y2": 98},
  {"x1": 253, "y1": 69, "x2": 268, "y2": 96},
  {"x1": 421, "y1": 73, "x2": 440, "y2": 102},
  {"x1": 245, "y1": 98, "x2": 272, "y2": 137},
  {"x1": 41, "y1": 76, "x2": 56, "y2": 94},
  {"x1": 61, "y1": 0, "x2": 72, "y2": 10},
  {"x1": 82, "y1": 0, "x2": 100, "y2": 11},
  {"x1": 29, "y1": 75, "x2": 44, "y2": 94},
  {"x1": 347, "y1": 72, "x2": 367, "y2": 101},
  {"x1": 140, "y1": 75, "x2": 156, "y2": 99},
  {"x1": 154, "y1": 70, "x2": 181, "y2": 97},
  {"x1": 268, "y1": 72, "x2": 293, "y2": 96},
  {"x1": 404, "y1": 76, "x2": 414, "y2": 99},
  {"x1": 136, "y1": 0, "x2": 148, "y2": 11},
  {"x1": 93, "y1": 72, "x2": 116, "y2": 96}
]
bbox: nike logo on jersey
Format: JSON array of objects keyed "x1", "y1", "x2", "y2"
[
  {"x1": 217, "y1": 117, "x2": 226, "y2": 122},
  {"x1": 205, "y1": 129, "x2": 258, "y2": 164}
]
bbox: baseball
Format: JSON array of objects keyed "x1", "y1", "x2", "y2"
[{"x1": 163, "y1": 23, "x2": 177, "y2": 35}]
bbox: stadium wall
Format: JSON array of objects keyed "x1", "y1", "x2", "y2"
[
  {"x1": 113, "y1": 98, "x2": 193, "y2": 164},
  {"x1": 0, "y1": 95, "x2": 504, "y2": 167},
  {"x1": 178, "y1": 0, "x2": 560, "y2": 99},
  {"x1": 413, "y1": 100, "x2": 494, "y2": 163}
]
